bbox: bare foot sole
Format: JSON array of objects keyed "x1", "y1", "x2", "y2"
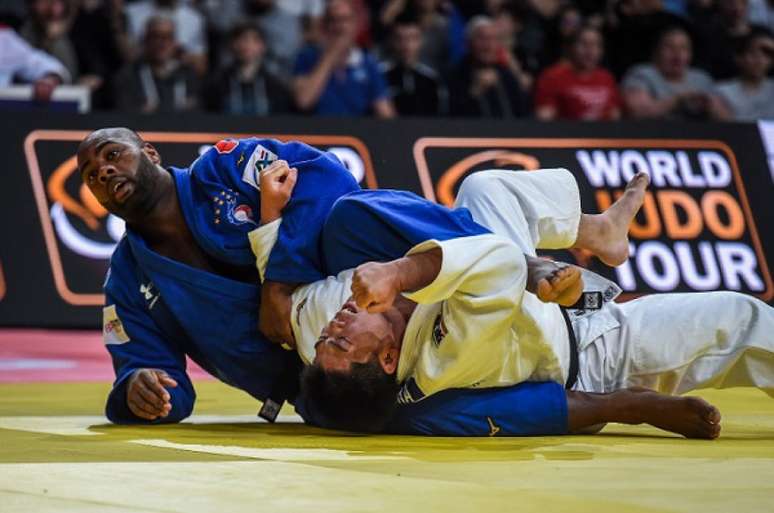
[
  {"x1": 527, "y1": 256, "x2": 584, "y2": 307},
  {"x1": 629, "y1": 387, "x2": 722, "y2": 440},
  {"x1": 587, "y1": 172, "x2": 650, "y2": 267}
]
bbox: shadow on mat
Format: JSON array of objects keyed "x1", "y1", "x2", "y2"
[{"x1": 87, "y1": 421, "x2": 590, "y2": 462}]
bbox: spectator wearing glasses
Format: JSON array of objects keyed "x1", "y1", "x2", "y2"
[
  {"x1": 448, "y1": 15, "x2": 530, "y2": 118},
  {"x1": 114, "y1": 16, "x2": 200, "y2": 113}
]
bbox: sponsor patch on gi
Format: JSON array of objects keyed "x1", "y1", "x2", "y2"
[
  {"x1": 242, "y1": 144, "x2": 278, "y2": 190},
  {"x1": 431, "y1": 313, "x2": 447, "y2": 347},
  {"x1": 103, "y1": 304, "x2": 130, "y2": 345}
]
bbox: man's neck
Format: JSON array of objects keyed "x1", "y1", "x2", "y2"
[
  {"x1": 127, "y1": 169, "x2": 186, "y2": 245},
  {"x1": 741, "y1": 75, "x2": 766, "y2": 89}
]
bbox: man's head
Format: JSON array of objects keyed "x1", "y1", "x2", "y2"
[
  {"x1": 230, "y1": 23, "x2": 266, "y2": 66},
  {"x1": 391, "y1": 15, "x2": 422, "y2": 66},
  {"x1": 324, "y1": 0, "x2": 357, "y2": 41},
  {"x1": 653, "y1": 26, "x2": 692, "y2": 79},
  {"x1": 736, "y1": 32, "x2": 774, "y2": 81},
  {"x1": 299, "y1": 300, "x2": 402, "y2": 432},
  {"x1": 77, "y1": 128, "x2": 164, "y2": 221},
  {"x1": 467, "y1": 16, "x2": 499, "y2": 66},
  {"x1": 569, "y1": 26, "x2": 604, "y2": 72},
  {"x1": 28, "y1": 0, "x2": 68, "y2": 25},
  {"x1": 143, "y1": 16, "x2": 177, "y2": 66},
  {"x1": 718, "y1": 0, "x2": 748, "y2": 28}
]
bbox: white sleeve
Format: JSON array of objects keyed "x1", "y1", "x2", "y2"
[
  {"x1": 2, "y1": 30, "x2": 70, "y2": 83},
  {"x1": 403, "y1": 234, "x2": 527, "y2": 309},
  {"x1": 248, "y1": 218, "x2": 282, "y2": 283}
]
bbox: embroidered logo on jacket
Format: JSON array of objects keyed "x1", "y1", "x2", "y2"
[{"x1": 242, "y1": 144, "x2": 279, "y2": 190}]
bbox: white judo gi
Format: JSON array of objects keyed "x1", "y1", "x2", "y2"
[{"x1": 250, "y1": 169, "x2": 774, "y2": 401}]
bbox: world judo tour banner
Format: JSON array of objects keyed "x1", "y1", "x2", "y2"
[
  {"x1": 0, "y1": 112, "x2": 771, "y2": 328},
  {"x1": 414, "y1": 137, "x2": 773, "y2": 301}
]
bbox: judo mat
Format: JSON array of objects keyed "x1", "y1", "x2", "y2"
[{"x1": 2, "y1": 329, "x2": 774, "y2": 513}]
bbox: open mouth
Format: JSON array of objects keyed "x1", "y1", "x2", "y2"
[{"x1": 109, "y1": 178, "x2": 134, "y2": 204}]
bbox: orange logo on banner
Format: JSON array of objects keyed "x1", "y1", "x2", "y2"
[
  {"x1": 413, "y1": 137, "x2": 773, "y2": 301},
  {"x1": 25, "y1": 130, "x2": 377, "y2": 306},
  {"x1": 0, "y1": 260, "x2": 6, "y2": 301}
]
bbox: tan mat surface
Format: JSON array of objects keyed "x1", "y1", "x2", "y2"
[{"x1": 1, "y1": 382, "x2": 774, "y2": 513}]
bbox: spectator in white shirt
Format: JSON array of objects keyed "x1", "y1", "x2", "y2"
[{"x1": 0, "y1": 23, "x2": 69, "y2": 100}]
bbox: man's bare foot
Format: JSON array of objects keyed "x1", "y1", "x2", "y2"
[
  {"x1": 624, "y1": 387, "x2": 721, "y2": 440},
  {"x1": 576, "y1": 172, "x2": 650, "y2": 267},
  {"x1": 526, "y1": 256, "x2": 584, "y2": 307}
]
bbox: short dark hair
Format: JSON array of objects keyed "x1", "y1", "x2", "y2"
[
  {"x1": 735, "y1": 29, "x2": 774, "y2": 56},
  {"x1": 230, "y1": 22, "x2": 265, "y2": 42},
  {"x1": 299, "y1": 358, "x2": 400, "y2": 433}
]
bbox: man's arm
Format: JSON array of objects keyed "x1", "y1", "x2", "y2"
[
  {"x1": 103, "y1": 265, "x2": 195, "y2": 424},
  {"x1": 351, "y1": 234, "x2": 526, "y2": 316}
]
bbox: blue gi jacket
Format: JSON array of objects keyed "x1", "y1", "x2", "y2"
[{"x1": 102, "y1": 138, "x2": 568, "y2": 435}]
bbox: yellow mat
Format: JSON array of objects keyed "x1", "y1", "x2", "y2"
[{"x1": 1, "y1": 382, "x2": 774, "y2": 513}]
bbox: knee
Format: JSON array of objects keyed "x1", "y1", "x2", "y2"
[{"x1": 457, "y1": 172, "x2": 500, "y2": 205}]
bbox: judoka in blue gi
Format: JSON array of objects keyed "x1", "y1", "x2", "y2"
[{"x1": 77, "y1": 127, "x2": 572, "y2": 435}]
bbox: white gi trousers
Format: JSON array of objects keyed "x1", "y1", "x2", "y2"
[{"x1": 455, "y1": 168, "x2": 774, "y2": 396}]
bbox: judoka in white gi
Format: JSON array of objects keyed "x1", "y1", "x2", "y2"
[{"x1": 252, "y1": 168, "x2": 774, "y2": 435}]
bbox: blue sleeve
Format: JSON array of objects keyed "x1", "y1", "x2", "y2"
[
  {"x1": 321, "y1": 190, "x2": 489, "y2": 274},
  {"x1": 194, "y1": 137, "x2": 360, "y2": 281},
  {"x1": 293, "y1": 45, "x2": 319, "y2": 76},
  {"x1": 386, "y1": 382, "x2": 569, "y2": 436},
  {"x1": 259, "y1": 139, "x2": 361, "y2": 283},
  {"x1": 102, "y1": 261, "x2": 195, "y2": 424}
]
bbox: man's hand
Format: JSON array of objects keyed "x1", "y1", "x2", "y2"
[
  {"x1": 259, "y1": 280, "x2": 298, "y2": 348},
  {"x1": 126, "y1": 369, "x2": 178, "y2": 421},
  {"x1": 351, "y1": 261, "x2": 402, "y2": 313},
  {"x1": 260, "y1": 160, "x2": 298, "y2": 224}
]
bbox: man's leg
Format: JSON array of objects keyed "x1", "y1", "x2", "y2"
[
  {"x1": 454, "y1": 168, "x2": 649, "y2": 265},
  {"x1": 567, "y1": 387, "x2": 721, "y2": 439},
  {"x1": 577, "y1": 291, "x2": 774, "y2": 395}
]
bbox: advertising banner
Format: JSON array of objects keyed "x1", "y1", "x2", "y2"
[{"x1": 413, "y1": 137, "x2": 772, "y2": 301}]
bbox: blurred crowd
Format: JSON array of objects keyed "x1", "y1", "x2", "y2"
[{"x1": 1, "y1": 0, "x2": 774, "y2": 120}]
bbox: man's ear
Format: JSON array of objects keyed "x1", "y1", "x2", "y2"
[
  {"x1": 378, "y1": 344, "x2": 399, "y2": 376},
  {"x1": 142, "y1": 142, "x2": 162, "y2": 165}
]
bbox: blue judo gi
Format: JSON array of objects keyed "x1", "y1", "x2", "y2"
[{"x1": 103, "y1": 138, "x2": 568, "y2": 435}]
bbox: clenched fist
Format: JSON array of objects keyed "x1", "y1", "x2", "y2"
[
  {"x1": 260, "y1": 159, "x2": 298, "y2": 224},
  {"x1": 126, "y1": 368, "x2": 178, "y2": 421},
  {"x1": 351, "y1": 261, "x2": 402, "y2": 313}
]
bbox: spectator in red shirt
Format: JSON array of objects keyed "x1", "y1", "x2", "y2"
[{"x1": 534, "y1": 26, "x2": 621, "y2": 121}]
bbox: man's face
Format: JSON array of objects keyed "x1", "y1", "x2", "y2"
[
  {"x1": 31, "y1": 0, "x2": 66, "y2": 22},
  {"x1": 232, "y1": 30, "x2": 265, "y2": 64},
  {"x1": 470, "y1": 23, "x2": 500, "y2": 65},
  {"x1": 325, "y1": 0, "x2": 356, "y2": 39},
  {"x1": 739, "y1": 37, "x2": 774, "y2": 80},
  {"x1": 572, "y1": 29, "x2": 603, "y2": 71},
  {"x1": 314, "y1": 301, "x2": 392, "y2": 374},
  {"x1": 393, "y1": 24, "x2": 422, "y2": 64},
  {"x1": 144, "y1": 20, "x2": 177, "y2": 64},
  {"x1": 77, "y1": 136, "x2": 157, "y2": 219},
  {"x1": 655, "y1": 30, "x2": 691, "y2": 77}
]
